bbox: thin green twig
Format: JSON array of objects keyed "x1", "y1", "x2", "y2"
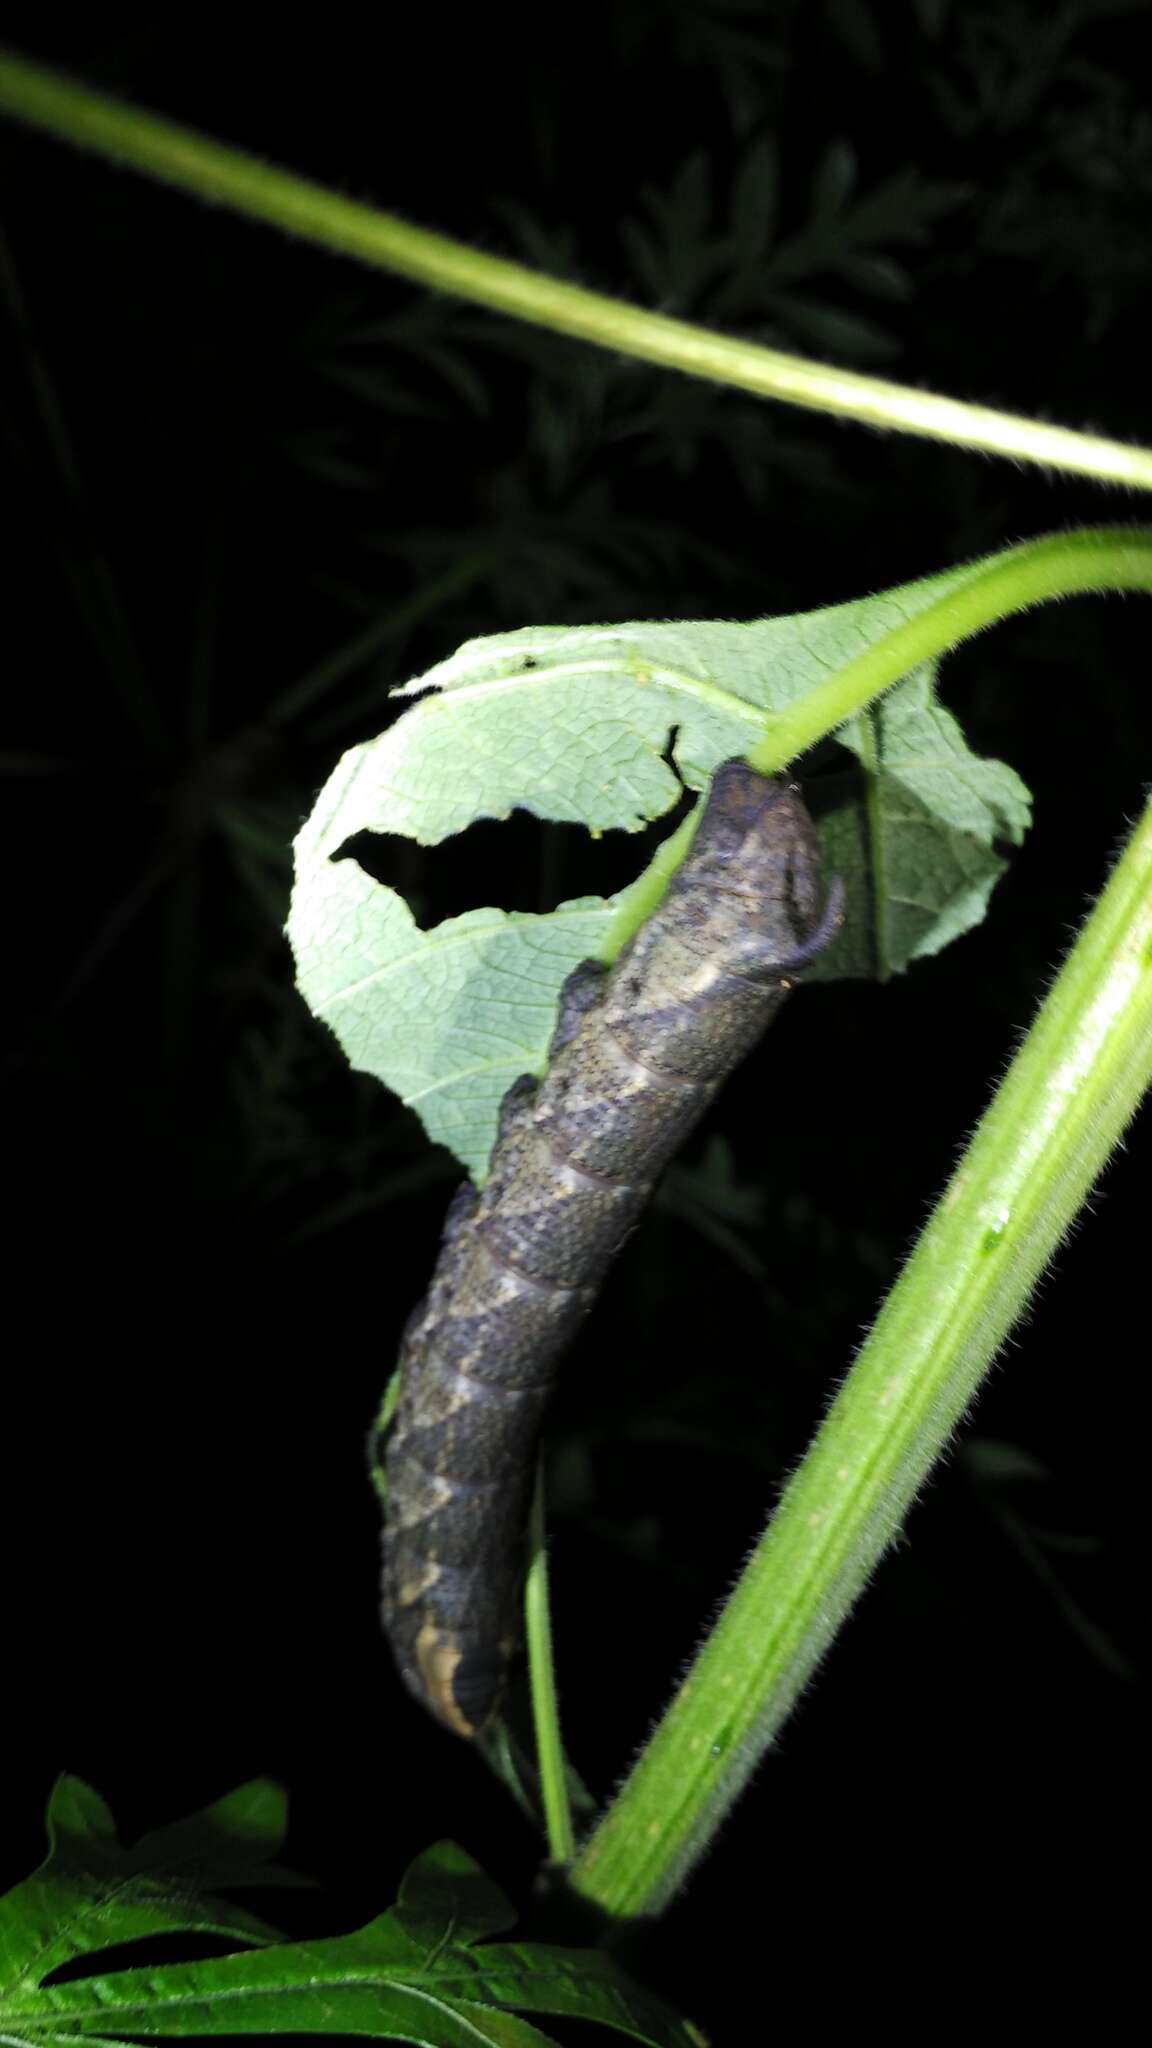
[
  {"x1": 2, "y1": 48, "x2": 1152, "y2": 489},
  {"x1": 525, "y1": 1468, "x2": 575, "y2": 1867},
  {"x1": 601, "y1": 525, "x2": 1152, "y2": 960}
]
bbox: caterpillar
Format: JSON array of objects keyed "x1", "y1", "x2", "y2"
[{"x1": 369, "y1": 759, "x2": 843, "y2": 1738}]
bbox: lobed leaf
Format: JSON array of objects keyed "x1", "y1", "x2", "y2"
[
  {"x1": 0, "y1": 1788, "x2": 697, "y2": 2048},
  {"x1": 0, "y1": 1777, "x2": 291, "y2": 1996}
]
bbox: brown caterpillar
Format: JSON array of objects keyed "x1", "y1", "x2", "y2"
[{"x1": 369, "y1": 759, "x2": 843, "y2": 1737}]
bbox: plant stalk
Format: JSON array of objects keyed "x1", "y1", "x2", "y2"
[
  {"x1": 525, "y1": 1470, "x2": 575, "y2": 1867},
  {"x1": 603, "y1": 526, "x2": 1152, "y2": 959},
  {"x1": 570, "y1": 791, "x2": 1152, "y2": 1918},
  {"x1": 2, "y1": 49, "x2": 1152, "y2": 489}
]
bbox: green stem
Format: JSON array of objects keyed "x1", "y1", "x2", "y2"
[
  {"x1": 3, "y1": 48, "x2": 1152, "y2": 489},
  {"x1": 525, "y1": 1468, "x2": 575, "y2": 1866},
  {"x1": 746, "y1": 526, "x2": 1152, "y2": 774},
  {"x1": 602, "y1": 525, "x2": 1152, "y2": 960},
  {"x1": 599, "y1": 807, "x2": 705, "y2": 962},
  {"x1": 570, "y1": 793, "x2": 1152, "y2": 1920}
]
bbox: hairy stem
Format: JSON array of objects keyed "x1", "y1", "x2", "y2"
[
  {"x1": 603, "y1": 525, "x2": 1152, "y2": 959},
  {"x1": 2, "y1": 49, "x2": 1152, "y2": 489},
  {"x1": 570, "y1": 793, "x2": 1152, "y2": 1918},
  {"x1": 747, "y1": 526, "x2": 1152, "y2": 772}
]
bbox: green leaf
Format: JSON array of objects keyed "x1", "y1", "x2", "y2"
[
  {"x1": 0, "y1": 1776, "x2": 289, "y2": 1995},
  {"x1": 812, "y1": 662, "x2": 1031, "y2": 980},
  {"x1": 1, "y1": 1788, "x2": 698, "y2": 2048},
  {"x1": 289, "y1": 569, "x2": 1029, "y2": 1178},
  {"x1": 125, "y1": 1780, "x2": 300, "y2": 1887},
  {"x1": 393, "y1": 1844, "x2": 517, "y2": 1948},
  {"x1": 8, "y1": 1935, "x2": 695, "y2": 2047},
  {"x1": 431, "y1": 2010, "x2": 561, "y2": 2046}
]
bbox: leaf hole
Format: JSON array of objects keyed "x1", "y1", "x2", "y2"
[{"x1": 333, "y1": 730, "x2": 698, "y2": 925}]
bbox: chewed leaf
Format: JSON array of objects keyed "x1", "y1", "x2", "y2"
[
  {"x1": 288, "y1": 844, "x2": 614, "y2": 1176},
  {"x1": 807, "y1": 664, "x2": 1031, "y2": 980},
  {"x1": 289, "y1": 561, "x2": 1031, "y2": 1176},
  {"x1": 298, "y1": 554, "x2": 987, "y2": 853}
]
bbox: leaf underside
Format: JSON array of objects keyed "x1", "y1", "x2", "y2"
[{"x1": 289, "y1": 568, "x2": 1030, "y2": 1177}]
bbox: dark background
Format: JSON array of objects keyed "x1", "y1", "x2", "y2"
[{"x1": 3, "y1": 2, "x2": 1151, "y2": 2031}]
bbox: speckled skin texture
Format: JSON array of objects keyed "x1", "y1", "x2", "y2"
[{"x1": 373, "y1": 761, "x2": 839, "y2": 1736}]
